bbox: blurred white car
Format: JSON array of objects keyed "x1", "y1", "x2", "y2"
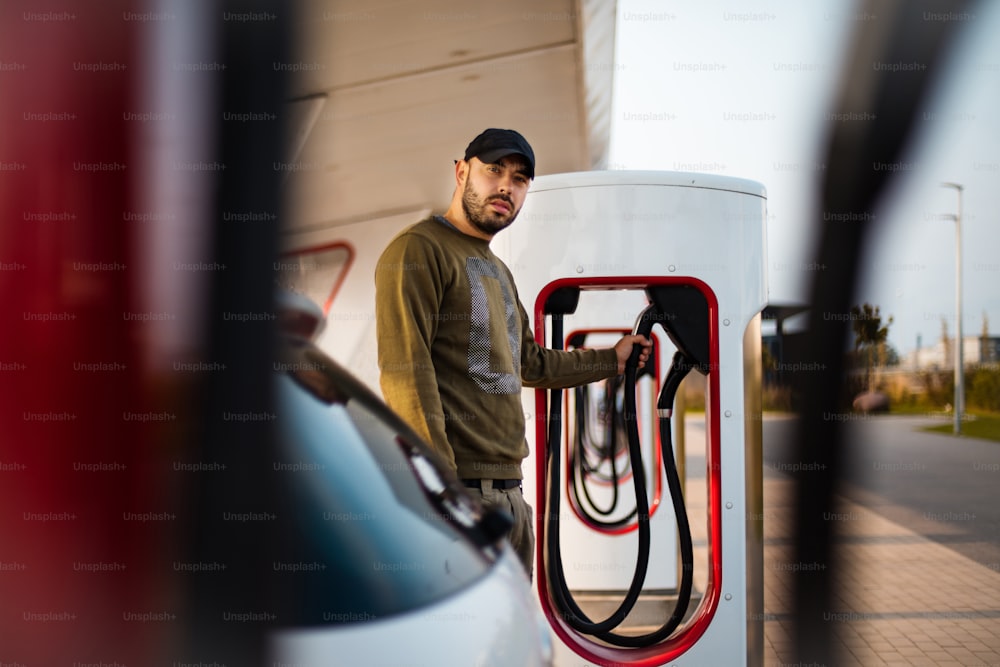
[{"x1": 267, "y1": 292, "x2": 552, "y2": 667}]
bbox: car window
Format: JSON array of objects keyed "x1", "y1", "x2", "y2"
[{"x1": 273, "y1": 338, "x2": 498, "y2": 625}]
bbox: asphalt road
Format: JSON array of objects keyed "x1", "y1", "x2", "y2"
[{"x1": 762, "y1": 414, "x2": 1000, "y2": 570}]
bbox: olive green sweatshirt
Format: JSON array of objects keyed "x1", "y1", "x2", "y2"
[{"x1": 375, "y1": 216, "x2": 620, "y2": 479}]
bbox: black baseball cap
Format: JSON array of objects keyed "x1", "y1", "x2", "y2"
[{"x1": 462, "y1": 128, "x2": 535, "y2": 179}]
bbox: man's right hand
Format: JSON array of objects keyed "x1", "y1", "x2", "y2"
[{"x1": 613, "y1": 334, "x2": 652, "y2": 374}]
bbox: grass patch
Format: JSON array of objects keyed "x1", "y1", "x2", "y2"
[{"x1": 922, "y1": 412, "x2": 1000, "y2": 442}]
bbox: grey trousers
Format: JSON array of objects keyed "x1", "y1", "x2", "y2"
[{"x1": 464, "y1": 480, "x2": 535, "y2": 579}]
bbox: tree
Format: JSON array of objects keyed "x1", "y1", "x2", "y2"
[
  {"x1": 850, "y1": 303, "x2": 893, "y2": 393},
  {"x1": 941, "y1": 317, "x2": 951, "y2": 366},
  {"x1": 982, "y1": 311, "x2": 990, "y2": 361}
]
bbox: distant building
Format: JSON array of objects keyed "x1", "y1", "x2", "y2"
[
  {"x1": 904, "y1": 335, "x2": 1000, "y2": 370},
  {"x1": 761, "y1": 304, "x2": 809, "y2": 385},
  {"x1": 983, "y1": 336, "x2": 1000, "y2": 364}
]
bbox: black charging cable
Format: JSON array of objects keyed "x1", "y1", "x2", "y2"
[
  {"x1": 544, "y1": 303, "x2": 697, "y2": 646},
  {"x1": 569, "y1": 367, "x2": 638, "y2": 529}
]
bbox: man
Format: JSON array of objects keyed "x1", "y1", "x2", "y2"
[{"x1": 375, "y1": 128, "x2": 651, "y2": 576}]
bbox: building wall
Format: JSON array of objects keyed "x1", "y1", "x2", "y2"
[{"x1": 904, "y1": 335, "x2": 1000, "y2": 370}]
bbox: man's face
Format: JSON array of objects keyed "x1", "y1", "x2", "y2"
[{"x1": 460, "y1": 156, "x2": 531, "y2": 236}]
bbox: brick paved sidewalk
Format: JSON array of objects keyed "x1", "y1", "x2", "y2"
[{"x1": 762, "y1": 476, "x2": 1000, "y2": 666}]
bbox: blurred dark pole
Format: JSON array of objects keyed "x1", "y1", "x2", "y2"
[
  {"x1": 0, "y1": 0, "x2": 293, "y2": 664},
  {"x1": 184, "y1": 0, "x2": 291, "y2": 665},
  {"x1": 792, "y1": 0, "x2": 975, "y2": 662}
]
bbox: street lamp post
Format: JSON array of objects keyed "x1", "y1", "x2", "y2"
[{"x1": 942, "y1": 182, "x2": 964, "y2": 435}]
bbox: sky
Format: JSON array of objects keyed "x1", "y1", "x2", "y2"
[{"x1": 608, "y1": 0, "x2": 1000, "y2": 357}]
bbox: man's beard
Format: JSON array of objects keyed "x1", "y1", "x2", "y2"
[{"x1": 461, "y1": 179, "x2": 519, "y2": 236}]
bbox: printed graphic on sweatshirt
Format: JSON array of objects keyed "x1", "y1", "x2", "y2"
[{"x1": 465, "y1": 257, "x2": 520, "y2": 395}]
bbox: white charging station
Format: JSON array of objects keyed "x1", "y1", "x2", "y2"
[{"x1": 494, "y1": 170, "x2": 767, "y2": 667}]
